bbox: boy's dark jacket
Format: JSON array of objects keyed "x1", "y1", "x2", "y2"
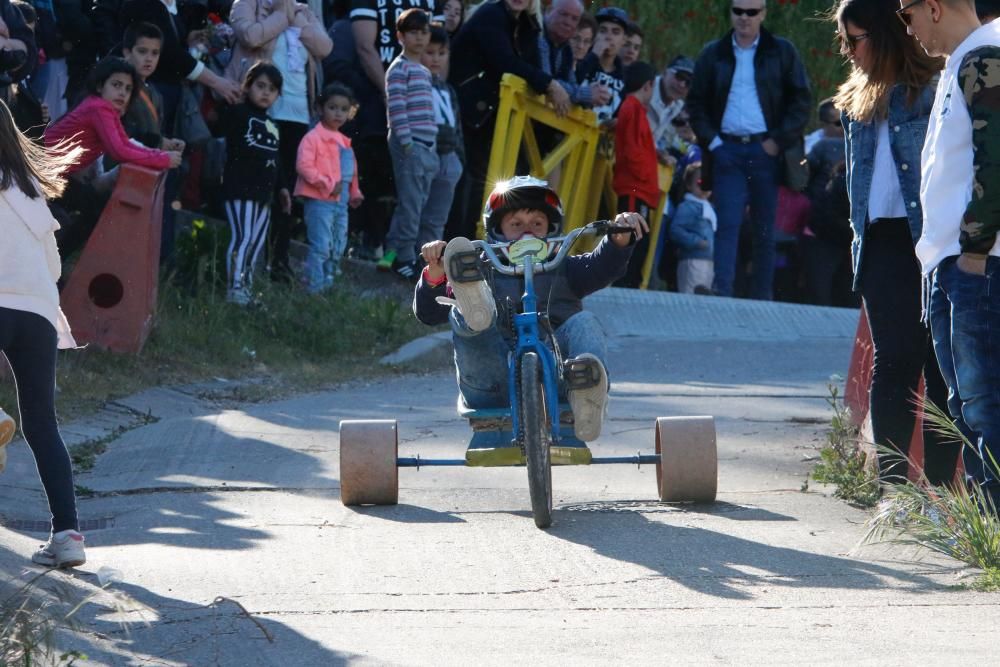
[
  {"x1": 433, "y1": 77, "x2": 465, "y2": 161},
  {"x1": 413, "y1": 236, "x2": 632, "y2": 334}
]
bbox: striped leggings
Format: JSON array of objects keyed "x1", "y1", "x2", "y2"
[{"x1": 225, "y1": 199, "x2": 272, "y2": 292}]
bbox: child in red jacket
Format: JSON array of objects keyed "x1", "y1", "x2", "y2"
[
  {"x1": 44, "y1": 57, "x2": 181, "y2": 259},
  {"x1": 613, "y1": 61, "x2": 661, "y2": 288}
]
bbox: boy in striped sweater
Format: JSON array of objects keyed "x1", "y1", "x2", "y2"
[{"x1": 380, "y1": 8, "x2": 440, "y2": 280}]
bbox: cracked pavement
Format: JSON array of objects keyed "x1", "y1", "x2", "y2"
[{"x1": 1, "y1": 290, "x2": 998, "y2": 665}]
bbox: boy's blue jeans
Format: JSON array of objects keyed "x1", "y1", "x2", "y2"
[
  {"x1": 452, "y1": 309, "x2": 607, "y2": 409},
  {"x1": 710, "y1": 140, "x2": 779, "y2": 299},
  {"x1": 303, "y1": 197, "x2": 349, "y2": 293},
  {"x1": 929, "y1": 255, "x2": 1000, "y2": 507},
  {"x1": 386, "y1": 138, "x2": 440, "y2": 263}
]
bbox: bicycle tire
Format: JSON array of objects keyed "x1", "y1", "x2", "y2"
[{"x1": 520, "y1": 351, "x2": 553, "y2": 528}]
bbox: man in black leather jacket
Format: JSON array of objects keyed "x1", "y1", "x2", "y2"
[{"x1": 686, "y1": 0, "x2": 810, "y2": 300}]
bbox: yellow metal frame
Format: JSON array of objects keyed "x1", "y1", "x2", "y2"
[{"x1": 484, "y1": 73, "x2": 673, "y2": 289}]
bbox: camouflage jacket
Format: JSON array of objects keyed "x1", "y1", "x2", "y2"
[{"x1": 958, "y1": 46, "x2": 1000, "y2": 255}]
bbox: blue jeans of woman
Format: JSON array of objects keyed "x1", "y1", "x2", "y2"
[
  {"x1": 929, "y1": 255, "x2": 1000, "y2": 507},
  {"x1": 452, "y1": 310, "x2": 607, "y2": 409},
  {"x1": 710, "y1": 140, "x2": 778, "y2": 299},
  {"x1": 303, "y1": 197, "x2": 349, "y2": 293}
]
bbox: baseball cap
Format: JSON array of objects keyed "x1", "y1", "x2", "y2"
[
  {"x1": 595, "y1": 6, "x2": 629, "y2": 30},
  {"x1": 668, "y1": 55, "x2": 695, "y2": 75}
]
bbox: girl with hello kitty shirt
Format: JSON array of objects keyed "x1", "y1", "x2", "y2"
[{"x1": 221, "y1": 62, "x2": 291, "y2": 305}]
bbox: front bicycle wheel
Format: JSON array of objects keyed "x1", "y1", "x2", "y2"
[{"x1": 520, "y1": 351, "x2": 552, "y2": 528}]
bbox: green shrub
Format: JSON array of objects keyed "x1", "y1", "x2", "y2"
[{"x1": 811, "y1": 383, "x2": 881, "y2": 507}]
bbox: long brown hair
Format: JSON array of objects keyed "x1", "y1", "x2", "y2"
[
  {"x1": 832, "y1": 0, "x2": 942, "y2": 123},
  {"x1": 0, "y1": 99, "x2": 81, "y2": 200}
]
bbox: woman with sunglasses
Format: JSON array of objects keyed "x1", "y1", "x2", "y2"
[{"x1": 833, "y1": 0, "x2": 959, "y2": 489}]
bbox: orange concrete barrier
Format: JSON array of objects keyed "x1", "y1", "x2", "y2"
[
  {"x1": 60, "y1": 164, "x2": 166, "y2": 354},
  {"x1": 844, "y1": 308, "x2": 928, "y2": 480}
]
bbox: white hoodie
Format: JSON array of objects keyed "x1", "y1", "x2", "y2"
[
  {"x1": 917, "y1": 20, "x2": 1000, "y2": 275},
  {"x1": 0, "y1": 183, "x2": 76, "y2": 348}
]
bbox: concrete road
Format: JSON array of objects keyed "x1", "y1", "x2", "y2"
[{"x1": 1, "y1": 290, "x2": 997, "y2": 665}]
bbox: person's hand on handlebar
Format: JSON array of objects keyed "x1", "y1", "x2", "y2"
[
  {"x1": 421, "y1": 240, "x2": 448, "y2": 281},
  {"x1": 607, "y1": 211, "x2": 649, "y2": 247}
]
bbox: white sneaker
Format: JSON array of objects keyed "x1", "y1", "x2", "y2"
[
  {"x1": 442, "y1": 237, "x2": 495, "y2": 332},
  {"x1": 0, "y1": 407, "x2": 14, "y2": 474},
  {"x1": 567, "y1": 353, "x2": 609, "y2": 442},
  {"x1": 32, "y1": 529, "x2": 86, "y2": 568}
]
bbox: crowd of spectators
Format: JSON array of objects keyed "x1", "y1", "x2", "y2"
[{"x1": 0, "y1": 0, "x2": 875, "y2": 305}]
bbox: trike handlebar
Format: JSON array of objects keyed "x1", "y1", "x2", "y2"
[{"x1": 471, "y1": 220, "x2": 632, "y2": 277}]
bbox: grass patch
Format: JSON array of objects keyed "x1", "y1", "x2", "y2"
[
  {"x1": 1, "y1": 567, "x2": 149, "y2": 665},
  {"x1": 862, "y1": 400, "x2": 1000, "y2": 589},
  {"x1": 967, "y1": 567, "x2": 1000, "y2": 592},
  {"x1": 0, "y1": 276, "x2": 426, "y2": 423},
  {"x1": 810, "y1": 382, "x2": 880, "y2": 508},
  {"x1": 69, "y1": 415, "x2": 155, "y2": 472},
  {"x1": 1, "y1": 571, "x2": 88, "y2": 666}
]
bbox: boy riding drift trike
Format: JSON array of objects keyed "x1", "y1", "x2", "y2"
[{"x1": 339, "y1": 177, "x2": 717, "y2": 528}]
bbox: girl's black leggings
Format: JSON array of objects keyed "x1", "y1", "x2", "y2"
[{"x1": 0, "y1": 307, "x2": 78, "y2": 533}]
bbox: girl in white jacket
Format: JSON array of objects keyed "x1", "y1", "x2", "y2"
[{"x1": 0, "y1": 98, "x2": 88, "y2": 568}]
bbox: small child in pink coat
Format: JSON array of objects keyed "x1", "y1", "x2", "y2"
[{"x1": 294, "y1": 84, "x2": 363, "y2": 293}]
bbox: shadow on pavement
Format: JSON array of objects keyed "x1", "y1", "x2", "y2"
[
  {"x1": 547, "y1": 509, "x2": 942, "y2": 600},
  {"x1": 347, "y1": 503, "x2": 466, "y2": 523},
  {"x1": 0, "y1": 542, "x2": 356, "y2": 666},
  {"x1": 558, "y1": 500, "x2": 796, "y2": 522},
  {"x1": 40, "y1": 415, "x2": 342, "y2": 552}
]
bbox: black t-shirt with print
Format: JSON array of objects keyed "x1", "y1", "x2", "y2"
[
  {"x1": 350, "y1": 0, "x2": 444, "y2": 69},
  {"x1": 222, "y1": 102, "x2": 281, "y2": 203},
  {"x1": 575, "y1": 52, "x2": 625, "y2": 123}
]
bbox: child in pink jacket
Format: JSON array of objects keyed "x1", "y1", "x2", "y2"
[{"x1": 294, "y1": 84, "x2": 363, "y2": 293}]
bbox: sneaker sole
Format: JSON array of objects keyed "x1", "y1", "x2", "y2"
[
  {"x1": 568, "y1": 354, "x2": 609, "y2": 442},
  {"x1": 443, "y1": 238, "x2": 495, "y2": 332},
  {"x1": 31, "y1": 554, "x2": 86, "y2": 568}
]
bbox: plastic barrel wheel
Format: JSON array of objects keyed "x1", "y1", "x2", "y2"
[
  {"x1": 520, "y1": 352, "x2": 553, "y2": 528},
  {"x1": 655, "y1": 416, "x2": 718, "y2": 503},
  {"x1": 339, "y1": 419, "x2": 399, "y2": 506}
]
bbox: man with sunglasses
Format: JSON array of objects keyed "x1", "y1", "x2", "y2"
[
  {"x1": 687, "y1": 0, "x2": 811, "y2": 300},
  {"x1": 648, "y1": 55, "x2": 695, "y2": 167},
  {"x1": 907, "y1": 0, "x2": 1000, "y2": 513}
]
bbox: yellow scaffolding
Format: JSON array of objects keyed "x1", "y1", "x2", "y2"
[{"x1": 485, "y1": 73, "x2": 672, "y2": 289}]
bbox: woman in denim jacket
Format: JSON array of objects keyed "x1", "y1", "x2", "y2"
[{"x1": 834, "y1": 0, "x2": 959, "y2": 489}]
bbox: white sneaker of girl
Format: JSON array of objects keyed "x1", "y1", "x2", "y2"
[{"x1": 32, "y1": 529, "x2": 87, "y2": 568}]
